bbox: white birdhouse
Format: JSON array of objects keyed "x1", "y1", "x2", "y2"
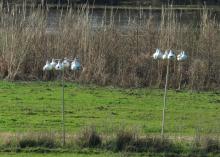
[
  {"x1": 162, "y1": 50, "x2": 169, "y2": 60},
  {"x1": 43, "y1": 60, "x2": 53, "y2": 71},
  {"x1": 153, "y1": 48, "x2": 163, "y2": 60},
  {"x1": 177, "y1": 51, "x2": 188, "y2": 61},
  {"x1": 71, "y1": 58, "x2": 81, "y2": 71},
  {"x1": 177, "y1": 52, "x2": 181, "y2": 60},
  {"x1": 167, "y1": 50, "x2": 176, "y2": 60},
  {"x1": 50, "y1": 59, "x2": 57, "y2": 69},
  {"x1": 62, "y1": 58, "x2": 70, "y2": 68},
  {"x1": 55, "y1": 60, "x2": 64, "y2": 70}
]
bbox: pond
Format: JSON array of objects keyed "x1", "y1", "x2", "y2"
[{"x1": 46, "y1": 7, "x2": 220, "y2": 32}]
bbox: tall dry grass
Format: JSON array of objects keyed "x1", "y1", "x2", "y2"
[
  {"x1": 0, "y1": 4, "x2": 220, "y2": 90},
  {"x1": 1, "y1": 130, "x2": 219, "y2": 154}
]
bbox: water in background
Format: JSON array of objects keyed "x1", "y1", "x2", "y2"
[{"x1": 45, "y1": 7, "x2": 220, "y2": 32}]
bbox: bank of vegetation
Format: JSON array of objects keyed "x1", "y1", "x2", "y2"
[
  {"x1": 0, "y1": 129, "x2": 219, "y2": 156},
  {"x1": 0, "y1": 5, "x2": 220, "y2": 90}
]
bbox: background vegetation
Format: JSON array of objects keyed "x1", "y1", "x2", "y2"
[{"x1": 0, "y1": 5, "x2": 220, "y2": 90}]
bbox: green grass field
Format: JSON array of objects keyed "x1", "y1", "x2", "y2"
[{"x1": 0, "y1": 81, "x2": 219, "y2": 136}]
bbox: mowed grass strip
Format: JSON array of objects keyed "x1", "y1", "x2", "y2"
[{"x1": 0, "y1": 81, "x2": 219, "y2": 135}]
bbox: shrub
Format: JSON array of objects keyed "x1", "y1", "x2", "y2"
[
  {"x1": 114, "y1": 130, "x2": 180, "y2": 153},
  {"x1": 76, "y1": 127, "x2": 102, "y2": 148},
  {"x1": 17, "y1": 133, "x2": 56, "y2": 148},
  {"x1": 115, "y1": 130, "x2": 136, "y2": 151},
  {"x1": 146, "y1": 136, "x2": 177, "y2": 152},
  {"x1": 37, "y1": 134, "x2": 56, "y2": 148},
  {"x1": 19, "y1": 137, "x2": 37, "y2": 148},
  {"x1": 201, "y1": 137, "x2": 219, "y2": 153}
]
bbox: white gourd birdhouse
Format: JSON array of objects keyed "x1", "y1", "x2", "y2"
[
  {"x1": 62, "y1": 58, "x2": 70, "y2": 68},
  {"x1": 153, "y1": 50, "x2": 158, "y2": 60},
  {"x1": 50, "y1": 59, "x2": 57, "y2": 69},
  {"x1": 71, "y1": 58, "x2": 81, "y2": 71},
  {"x1": 157, "y1": 49, "x2": 163, "y2": 59},
  {"x1": 153, "y1": 48, "x2": 163, "y2": 60},
  {"x1": 167, "y1": 50, "x2": 175, "y2": 60},
  {"x1": 162, "y1": 50, "x2": 169, "y2": 60},
  {"x1": 55, "y1": 61, "x2": 64, "y2": 70},
  {"x1": 177, "y1": 52, "x2": 182, "y2": 61},
  {"x1": 177, "y1": 51, "x2": 188, "y2": 61},
  {"x1": 43, "y1": 60, "x2": 52, "y2": 71}
]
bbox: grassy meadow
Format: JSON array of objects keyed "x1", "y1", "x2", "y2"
[
  {"x1": 0, "y1": 81, "x2": 219, "y2": 156},
  {"x1": 0, "y1": 81, "x2": 219, "y2": 135}
]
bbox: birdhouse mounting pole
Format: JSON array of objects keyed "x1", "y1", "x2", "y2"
[
  {"x1": 161, "y1": 60, "x2": 170, "y2": 138},
  {"x1": 61, "y1": 68, "x2": 65, "y2": 147},
  {"x1": 43, "y1": 57, "x2": 82, "y2": 148}
]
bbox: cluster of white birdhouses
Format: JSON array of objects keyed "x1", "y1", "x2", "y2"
[
  {"x1": 153, "y1": 49, "x2": 188, "y2": 61},
  {"x1": 43, "y1": 57, "x2": 81, "y2": 71},
  {"x1": 152, "y1": 48, "x2": 188, "y2": 137},
  {"x1": 42, "y1": 57, "x2": 82, "y2": 146}
]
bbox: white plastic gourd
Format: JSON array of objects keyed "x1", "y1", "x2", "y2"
[
  {"x1": 153, "y1": 48, "x2": 163, "y2": 60},
  {"x1": 62, "y1": 58, "x2": 70, "y2": 68},
  {"x1": 167, "y1": 50, "x2": 175, "y2": 60},
  {"x1": 162, "y1": 50, "x2": 169, "y2": 60},
  {"x1": 177, "y1": 51, "x2": 188, "y2": 61},
  {"x1": 50, "y1": 59, "x2": 57, "y2": 69},
  {"x1": 43, "y1": 60, "x2": 53, "y2": 71},
  {"x1": 71, "y1": 58, "x2": 81, "y2": 71},
  {"x1": 55, "y1": 60, "x2": 64, "y2": 70}
]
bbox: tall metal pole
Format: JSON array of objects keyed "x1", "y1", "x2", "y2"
[
  {"x1": 178, "y1": 62, "x2": 183, "y2": 90},
  {"x1": 161, "y1": 60, "x2": 170, "y2": 137},
  {"x1": 61, "y1": 68, "x2": 65, "y2": 146}
]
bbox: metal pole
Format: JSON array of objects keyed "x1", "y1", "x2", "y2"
[
  {"x1": 178, "y1": 62, "x2": 183, "y2": 90},
  {"x1": 61, "y1": 69, "x2": 65, "y2": 146},
  {"x1": 161, "y1": 60, "x2": 170, "y2": 137}
]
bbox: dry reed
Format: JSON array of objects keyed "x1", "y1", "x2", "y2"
[{"x1": 0, "y1": 4, "x2": 219, "y2": 90}]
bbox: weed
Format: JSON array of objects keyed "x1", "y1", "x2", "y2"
[
  {"x1": 115, "y1": 130, "x2": 136, "y2": 151},
  {"x1": 76, "y1": 127, "x2": 102, "y2": 148},
  {"x1": 201, "y1": 137, "x2": 219, "y2": 153},
  {"x1": 4, "y1": 133, "x2": 57, "y2": 149}
]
